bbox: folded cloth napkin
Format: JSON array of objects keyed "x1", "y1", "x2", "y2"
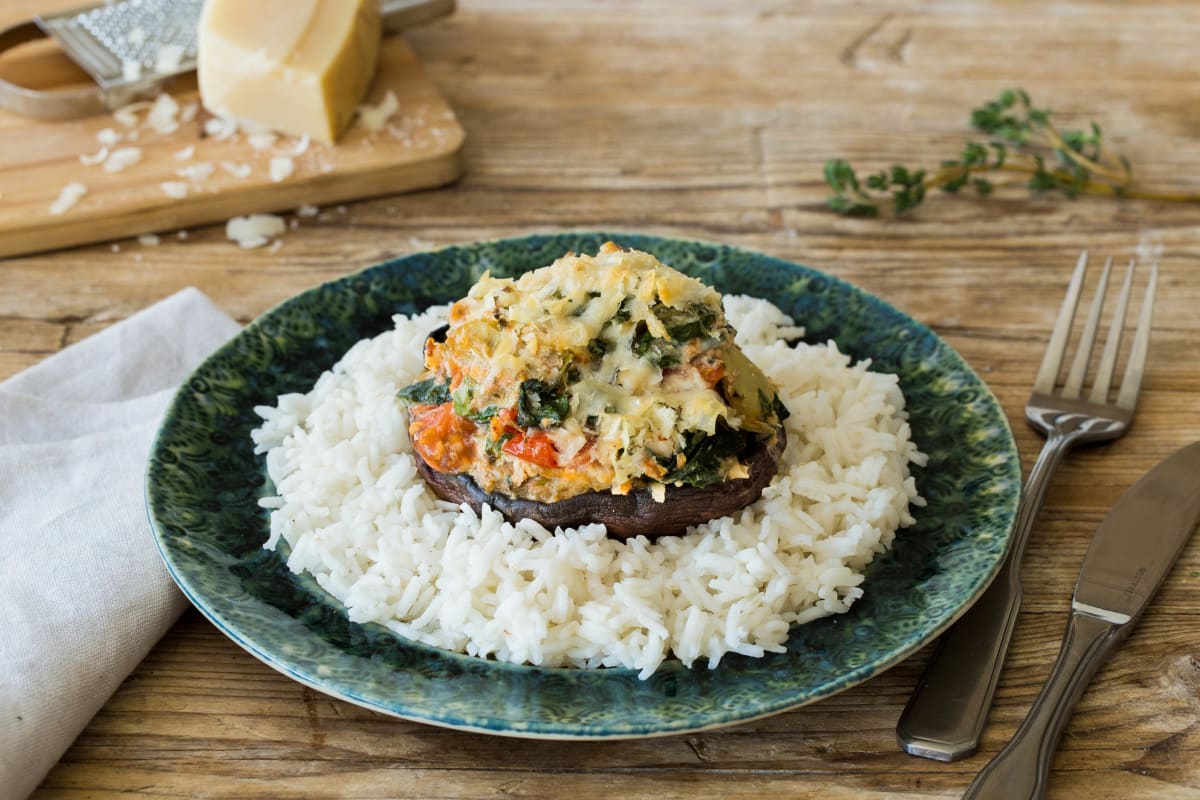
[{"x1": 0, "y1": 288, "x2": 240, "y2": 799}]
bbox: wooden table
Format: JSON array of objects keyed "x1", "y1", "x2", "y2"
[{"x1": 5, "y1": 1, "x2": 1200, "y2": 797}]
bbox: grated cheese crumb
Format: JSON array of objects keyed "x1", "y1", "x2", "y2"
[
  {"x1": 49, "y1": 182, "x2": 87, "y2": 215},
  {"x1": 122, "y1": 60, "x2": 142, "y2": 82},
  {"x1": 247, "y1": 132, "x2": 278, "y2": 151},
  {"x1": 289, "y1": 134, "x2": 310, "y2": 156},
  {"x1": 178, "y1": 101, "x2": 199, "y2": 124},
  {"x1": 103, "y1": 147, "x2": 142, "y2": 173},
  {"x1": 96, "y1": 127, "x2": 121, "y2": 145},
  {"x1": 204, "y1": 116, "x2": 239, "y2": 140},
  {"x1": 356, "y1": 90, "x2": 399, "y2": 132},
  {"x1": 176, "y1": 162, "x2": 215, "y2": 182},
  {"x1": 147, "y1": 93, "x2": 180, "y2": 135},
  {"x1": 155, "y1": 44, "x2": 184, "y2": 74},
  {"x1": 113, "y1": 101, "x2": 151, "y2": 128},
  {"x1": 137, "y1": 233, "x2": 160, "y2": 246},
  {"x1": 174, "y1": 144, "x2": 195, "y2": 161},
  {"x1": 226, "y1": 214, "x2": 286, "y2": 249},
  {"x1": 296, "y1": 204, "x2": 319, "y2": 217},
  {"x1": 220, "y1": 161, "x2": 252, "y2": 179},
  {"x1": 160, "y1": 181, "x2": 189, "y2": 199},
  {"x1": 79, "y1": 146, "x2": 109, "y2": 166},
  {"x1": 269, "y1": 156, "x2": 294, "y2": 182},
  {"x1": 126, "y1": 28, "x2": 146, "y2": 46}
]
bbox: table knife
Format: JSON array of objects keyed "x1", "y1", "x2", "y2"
[{"x1": 963, "y1": 441, "x2": 1200, "y2": 800}]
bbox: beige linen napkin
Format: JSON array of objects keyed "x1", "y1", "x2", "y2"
[{"x1": 0, "y1": 288, "x2": 240, "y2": 799}]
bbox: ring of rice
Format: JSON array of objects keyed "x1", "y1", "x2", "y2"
[{"x1": 252, "y1": 296, "x2": 926, "y2": 679}]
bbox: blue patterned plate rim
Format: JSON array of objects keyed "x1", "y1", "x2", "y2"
[{"x1": 147, "y1": 231, "x2": 1021, "y2": 739}]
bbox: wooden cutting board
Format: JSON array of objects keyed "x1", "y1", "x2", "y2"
[{"x1": 0, "y1": 34, "x2": 465, "y2": 259}]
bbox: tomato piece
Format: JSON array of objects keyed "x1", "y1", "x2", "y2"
[
  {"x1": 408, "y1": 402, "x2": 478, "y2": 473},
  {"x1": 489, "y1": 408, "x2": 518, "y2": 439},
  {"x1": 503, "y1": 431, "x2": 559, "y2": 468},
  {"x1": 693, "y1": 355, "x2": 725, "y2": 388}
]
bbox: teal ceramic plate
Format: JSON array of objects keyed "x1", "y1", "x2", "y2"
[{"x1": 148, "y1": 232, "x2": 1020, "y2": 738}]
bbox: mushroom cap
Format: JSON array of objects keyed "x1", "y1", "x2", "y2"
[{"x1": 411, "y1": 424, "x2": 786, "y2": 540}]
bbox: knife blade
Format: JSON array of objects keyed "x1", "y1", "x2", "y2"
[
  {"x1": 1072, "y1": 442, "x2": 1200, "y2": 623},
  {"x1": 964, "y1": 441, "x2": 1200, "y2": 800}
]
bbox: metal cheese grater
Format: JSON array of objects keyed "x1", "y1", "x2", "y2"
[
  {"x1": 38, "y1": 0, "x2": 205, "y2": 92},
  {"x1": 0, "y1": 0, "x2": 455, "y2": 120}
]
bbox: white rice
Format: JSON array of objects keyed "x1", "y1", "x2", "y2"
[{"x1": 252, "y1": 297, "x2": 926, "y2": 679}]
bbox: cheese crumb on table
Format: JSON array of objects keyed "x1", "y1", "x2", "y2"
[
  {"x1": 248, "y1": 132, "x2": 278, "y2": 151},
  {"x1": 113, "y1": 101, "x2": 151, "y2": 128},
  {"x1": 357, "y1": 90, "x2": 399, "y2": 132},
  {"x1": 226, "y1": 214, "x2": 287, "y2": 249},
  {"x1": 103, "y1": 147, "x2": 142, "y2": 173},
  {"x1": 79, "y1": 147, "x2": 108, "y2": 166},
  {"x1": 160, "y1": 181, "x2": 189, "y2": 199},
  {"x1": 204, "y1": 116, "x2": 239, "y2": 140},
  {"x1": 49, "y1": 183, "x2": 87, "y2": 215},
  {"x1": 269, "y1": 156, "x2": 294, "y2": 182},
  {"x1": 220, "y1": 161, "x2": 252, "y2": 179},
  {"x1": 176, "y1": 163, "x2": 215, "y2": 182},
  {"x1": 146, "y1": 94, "x2": 180, "y2": 135}
]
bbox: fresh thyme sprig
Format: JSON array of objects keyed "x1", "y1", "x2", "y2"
[{"x1": 824, "y1": 88, "x2": 1196, "y2": 217}]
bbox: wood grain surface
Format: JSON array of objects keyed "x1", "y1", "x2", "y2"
[{"x1": 3, "y1": 0, "x2": 1200, "y2": 798}]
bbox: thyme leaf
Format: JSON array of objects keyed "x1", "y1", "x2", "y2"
[{"x1": 824, "y1": 88, "x2": 1197, "y2": 216}]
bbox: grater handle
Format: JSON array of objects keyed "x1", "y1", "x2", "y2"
[
  {"x1": 382, "y1": 0, "x2": 457, "y2": 33},
  {"x1": 0, "y1": 19, "x2": 110, "y2": 120}
]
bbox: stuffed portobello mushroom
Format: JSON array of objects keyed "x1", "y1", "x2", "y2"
[{"x1": 397, "y1": 242, "x2": 790, "y2": 539}]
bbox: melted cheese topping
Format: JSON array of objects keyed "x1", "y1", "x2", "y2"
[{"x1": 407, "y1": 242, "x2": 783, "y2": 503}]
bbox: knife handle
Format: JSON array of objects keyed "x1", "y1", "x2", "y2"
[
  {"x1": 896, "y1": 430, "x2": 1076, "y2": 761},
  {"x1": 895, "y1": 559, "x2": 1023, "y2": 760},
  {"x1": 962, "y1": 608, "x2": 1129, "y2": 800}
]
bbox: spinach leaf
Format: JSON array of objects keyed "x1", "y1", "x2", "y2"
[
  {"x1": 450, "y1": 380, "x2": 500, "y2": 422},
  {"x1": 452, "y1": 381, "x2": 473, "y2": 416},
  {"x1": 611, "y1": 297, "x2": 633, "y2": 324},
  {"x1": 486, "y1": 429, "x2": 515, "y2": 458},
  {"x1": 587, "y1": 336, "x2": 611, "y2": 360},
  {"x1": 663, "y1": 424, "x2": 753, "y2": 488},
  {"x1": 656, "y1": 301, "x2": 718, "y2": 342},
  {"x1": 632, "y1": 321, "x2": 681, "y2": 369},
  {"x1": 516, "y1": 379, "x2": 570, "y2": 427},
  {"x1": 758, "y1": 388, "x2": 791, "y2": 423},
  {"x1": 397, "y1": 377, "x2": 451, "y2": 405}
]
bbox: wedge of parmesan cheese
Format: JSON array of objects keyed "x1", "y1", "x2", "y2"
[{"x1": 197, "y1": 0, "x2": 382, "y2": 144}]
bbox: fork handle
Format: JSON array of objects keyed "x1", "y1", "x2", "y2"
[
  {"x1": 896, "y1": 429, "x2": 1078, "y2": 761},
  {"x1": 961, "y1": 610, "x2": 1128, "y2": 800}
]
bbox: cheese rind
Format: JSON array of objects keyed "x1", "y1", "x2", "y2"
[{"x1": 197, "y1": 0, "x2": 382, "y2": 144}]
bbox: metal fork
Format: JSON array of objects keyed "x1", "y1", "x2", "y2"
[{"x1": 896, "y1": 252, "x2": 1159, "y2": 762}]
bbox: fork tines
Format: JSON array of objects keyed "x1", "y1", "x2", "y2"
[{"x1": 1033, "y1": 251, "x2": 1159, "y2": 411}]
